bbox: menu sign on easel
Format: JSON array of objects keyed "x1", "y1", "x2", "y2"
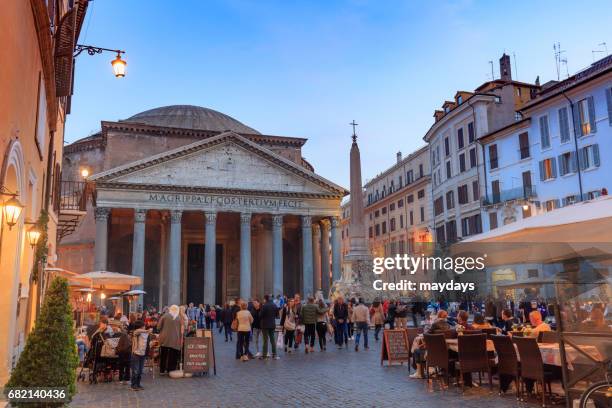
[
  {"x1": 184, "y1": 336, "x2": 209, "y2": 374},
  {"x1": 380, "y1": 329, "x2": 410, "y2": 366}
]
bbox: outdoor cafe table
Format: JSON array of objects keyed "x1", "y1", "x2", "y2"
[{"x1": 412, "y1": 334, "x2": 603, "y2": 369}]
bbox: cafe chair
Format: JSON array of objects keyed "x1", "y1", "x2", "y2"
[
  {"x1": 538, "y1": 331, "x2": 558, "y2": 344},
  {"x1": 462, "y1": 329, "x2": 483, "y2": 335},
  {"x1": 491, "y1": 335, "x2": 521, "y2": 400},
  {"x1": 481, "y1": 327, "x2": 498, "y2": 338},
  {"x1": 423, "y1": 333, "x2": 456, "y2": 386},
  {"x1": 406, "y1": 328, "x2": 422, "y2": 374},
  {"x1": 457, "y1": 333, "x2": 493, "y2": 391},
  {"x1": 441, "y1": 329, "x2": 458, "y2": 339},
  {"x1": 513, "y1": 337, "x2": 554, "y2": 407}
]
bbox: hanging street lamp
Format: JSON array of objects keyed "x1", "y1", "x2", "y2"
[
  {"x1": 26, "y1": 225, "x2": 42, "y2": 248},
  {"x1": 74, "y1": 44, "x2": 127, "y2": 78}
]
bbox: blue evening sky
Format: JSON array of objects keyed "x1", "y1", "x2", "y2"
[{"x1": 67, "y1": 0, "x2": 611, "y2": 188}]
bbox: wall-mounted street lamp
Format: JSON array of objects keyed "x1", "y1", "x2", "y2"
[
  {"x1": 80, "y1": 167, "x2": 90, "y2": 178},
  {"x1": 0, "y1": 186, "x2": 24, "y2": 230},
  {"x1": 74, "y1": 44, "x2": 127, "y2": 78},
  {"x1": 26, "y1": 225, "x2": 42, "y2": 248}
]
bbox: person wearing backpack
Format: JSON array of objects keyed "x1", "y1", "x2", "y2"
[
  {"x1": 116, "y1": 329, "x2": 132, "y2": 384},
  {"x1": 130, "y1": 320, "x2": 151, "y2": 391}
]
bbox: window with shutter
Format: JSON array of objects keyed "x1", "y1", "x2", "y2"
[
  {"x1": 559, "y1": 107, "x2": 570, "y2": 143},
  {"x1": 459, "y1": 153, "x2": 466, "y2": 172},
  {"x1": 457, "y1": 128, "x2": 464, "y2": 149},
  {"x1": 489, "y1": 144, "x2": 498, "y2": 169},
  {"x1": 539, "y1": 116, "x2": 550, "y2": 148},
  {"x1": 472, "y1": 181, "x2": 479, "y2": 202},
  {"x1": 468, "y1": 122, "x2": 475, "y2": 143},
  {"x1": 469, "y1": 148, "x2": 477, "y2": 167},
  {"x1": 519, "y1": 132, "x2": 530, "y2": 159},
  {"x1": 540, "y1": 158, "x2": 556, "y2": 180},
  {"x1": 578, "y1": 98, "x2": 592, "y2": 135}
]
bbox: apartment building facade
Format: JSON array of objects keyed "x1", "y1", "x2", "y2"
[
  {"x1": 424, "y1": 54, "x2": 539, "y2": 245},
  {"x1": 479, "y1": 55, "x2": 612, "y2": 231}
]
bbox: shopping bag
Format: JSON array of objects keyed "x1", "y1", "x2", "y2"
[{"x1": 276, "y1": 332, "x2": 284, "y2": 348}]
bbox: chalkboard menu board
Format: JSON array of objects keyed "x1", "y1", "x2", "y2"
[
  {"x1": 381, "y1": 329, "x2": 410, "y2": 366},
  {"x1": 184, "y1": 330, "x2": 216, "y2": 375}
]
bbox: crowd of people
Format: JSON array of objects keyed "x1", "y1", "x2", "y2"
[{"x1": 77, "y1": 292, "x2": 609, "y2": 392}]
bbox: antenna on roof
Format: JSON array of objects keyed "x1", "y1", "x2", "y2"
[
  {"x1": 488, "y1": 60, "x2": 494, "y2": 80},
  {"x1": 592, "y1": 42, "x2": 609, "y2": 61},
  {"x1": 553, "y1": 42, "x2": 566, "y2": 81}
]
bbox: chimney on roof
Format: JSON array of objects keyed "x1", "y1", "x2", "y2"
[
  {"x1": 396, "y1": 151, "x2": 402, "y2": 163},
  {"x1": 500, "y1": 53, "x2": 512, "y2": 81}
]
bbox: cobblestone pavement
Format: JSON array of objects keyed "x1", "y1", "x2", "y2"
[{"x1": 72, "y1": 330, "x2": 540, "y2": 408}]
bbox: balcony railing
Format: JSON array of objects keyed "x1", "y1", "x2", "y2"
[
  {"x1": 482, "y1": 186, "x2": 536, "y2": 206},
  {"x1": 59, "y1": 180, "x2": 88, "y2": 211}
]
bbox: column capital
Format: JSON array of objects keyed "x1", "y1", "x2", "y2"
[
  {"x1": 134, "y1": 208, "x2": 147, "y2": 223},
  {"x1": 271, "y1": 214, "x2": 283, "y2": 227},
  {"x1": 311, "y1": 222, "x2": 321, "y2": 234},
  {"x1": 301, "y1": 215, "x2": 312, "y2": 228},
  {"x1": 330, "y1": 216, "x2": 340, "y2": 228},
  {"x1": 320, "y1": 218, "x2": 331, "y2": 230},
  {"x1": 94, "y1": 207, "x2": 111, "y2": 221},
  {"x1": 170, "y1": 210, "x2": 182, "y2": 224},
  {"x1": 240, "y1": 212, "x2": 252, "y2": 225},
  {"x1": 205, "y1": 211, "x2": 217, "y2": 225}
]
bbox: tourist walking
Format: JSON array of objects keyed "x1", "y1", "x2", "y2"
[
  {"x1": 300, "y1": 297, "x2": 319, "y2": 353},
  {"x1": 293, "y1": 294, "x2": 303, "y2": 351},
  {"x1": 394, "y1": 301, "x2": 408, "y2": 329},
  {"x1": 352, "y1": 298, "x2": 370, "y2": 351},
  {"x1": 370, "y1": 300, "x2": 385, "y2": 341},
  {"x1": 280, "y1": 298, "x2": 297, "y2": 353},
  {"x1": 250, "y1": 299, "x2": 263, "y2": 357},
  {"x1": 260, "y1": 294, "x2": 279, "y2": 359},
  {"x1": 130, "y1": 320, "x2": 150, "y2": 391},
  {"x1": 236, "y1": 302, "x2": 253, "y2": 361},
  {"x1": 221, "y1": 303, "x2": 234, "y2": 342},
  {"x1": 157, "y1": 305, "x2": 182, "y2": 375},
  {"x1": 333, "y1": 297, "x2": 349, "y2": 348},
  {"x1": 315, "y1": 299, "x2": 329, "y2": 351}
]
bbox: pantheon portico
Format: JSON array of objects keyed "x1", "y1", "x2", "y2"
[{"x1": 59, "y1": 106, "x2": 346, "y2": 308}]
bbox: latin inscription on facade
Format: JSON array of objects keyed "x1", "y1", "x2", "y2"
[{"x1": 148, "y1": 193, "x2": 304, "y2": 211}]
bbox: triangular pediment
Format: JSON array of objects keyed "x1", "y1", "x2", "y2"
[{"x1": 91, "y1": 132, "x2": 346, "y2": 197}]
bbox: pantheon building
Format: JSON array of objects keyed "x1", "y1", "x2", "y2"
[{"x1": 59, "y1": 105, "x2": 346, "y2": 308}]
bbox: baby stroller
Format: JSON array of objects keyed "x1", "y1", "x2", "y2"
[{"x1": 78, "y1": 331, "x2": 121, "y2": 384}]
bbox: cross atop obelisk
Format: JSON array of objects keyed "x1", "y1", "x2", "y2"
[{"x1": 349, "y1": 120, "x2": 358, "y2": 143}]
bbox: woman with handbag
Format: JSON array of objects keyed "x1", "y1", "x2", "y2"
[
  {"x1": 156, "y1": 305, "x2": 182, "y2": 375},
  {"x1": 236, "y1": 302, "x2": 253, "y2": 361},
  {"x1": 316, "y1": 299, "x2": 330, "y2": 351},
  {"x1": 280, "y1": 298, "x2": 297, "y2": 353}
]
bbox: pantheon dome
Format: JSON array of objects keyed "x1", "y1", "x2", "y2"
[{"x1": 121, "y1": 104, "x2": 260, "y2": 134}]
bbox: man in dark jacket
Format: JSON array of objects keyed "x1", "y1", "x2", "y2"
[
  {"x1": 333, "y1": 297, "x2": 349, "y2": 348},
  {"x1": 428, "y1": 310, "x2": 451, "y2": 334},
  {"x1": 259, "y1": 294, "x2": 279, "y2": 359}
]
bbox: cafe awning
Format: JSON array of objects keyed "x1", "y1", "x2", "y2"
[{"x1": 463, "y1": 195, "x2": 612, "y2": 244}]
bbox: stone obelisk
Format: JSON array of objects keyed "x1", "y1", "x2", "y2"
[{"x1": 330, "y1": 121, "x2": 375, "y2": 301}]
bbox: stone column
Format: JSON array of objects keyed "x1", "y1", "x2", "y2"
[
  {"x1": 240, "y1": 212, "x2": 252, "y2": 300},
  {"x1": 320, "y1": 219, "x2": 331, "y2": 295},
  {"x1": 168, "y1": 210, "x2": 182, "y2": 306},
  {"x1": 330, "y1": 216, "x2": 341, "y2": 282},
  {"x1": 301, "y1": 215, "x2": 313, "y2": 297},
  {"x1": 312, "y1": 223, "x2": 322, "y2": 291},
  {"x1": 131, "y1": 209, "x2": 147, "y2": 309},
  {"x1": 272, "y1": 214, "x2": 283, "y2": 296},
  {"x1": 94, "y1": 207, "x2": 110, "y2": 271},
  {"x1": 204, "y1": 212, "x2": 217, "y2": 305}
]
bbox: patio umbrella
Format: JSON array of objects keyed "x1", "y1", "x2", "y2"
[
  {"x1": 80, "y1": 271, "x2": 141, "y2": 290},
  {"x1": 122, "y1": 289, "x2": 147, "y2": 296}
]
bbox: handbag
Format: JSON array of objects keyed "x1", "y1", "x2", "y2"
[
  {"x1": 231, "y1": 318, "x2": 238, "y2": 331},
  {"x1": 100, "y1": 336, "x2": 120, "y2": 358}
]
